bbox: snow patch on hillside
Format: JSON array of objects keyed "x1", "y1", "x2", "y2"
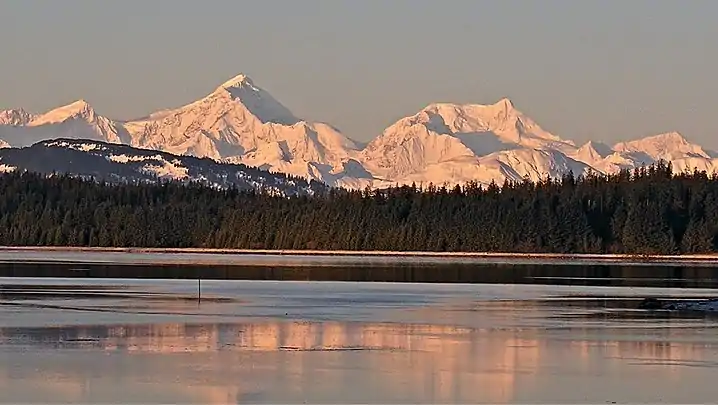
[
  {"x1": 141, "y1": 159, "x2": 189, "y2": 179},
  {"x1": 108, "y1": 154, "x2": 164, "y2": 163},
  {"x1": 45, "y1": 141, "x2": 108, "y2": 152}
]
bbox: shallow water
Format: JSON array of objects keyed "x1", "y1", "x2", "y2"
[
  {"x1": 3, "y1": 257, "x2": 718, "y2": 288},
  {"x1": 2, "y1": 278, "x2": 718, "y2": 403}
]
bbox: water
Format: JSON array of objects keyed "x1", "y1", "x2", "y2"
[
  {"x1": 3, "y1": 259, "x2": 718, "y2": 288},
  {"x1": 2, "y1": 257, "x2": 718, "y2": 403}
]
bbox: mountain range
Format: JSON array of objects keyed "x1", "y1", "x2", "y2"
[{"x1": 2, "y1": 73, "x2": 717, "y2": 189}]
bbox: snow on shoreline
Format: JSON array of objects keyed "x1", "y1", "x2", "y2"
[{"x1": 0, "y1": 246, "x2": 716, "y2": 267}]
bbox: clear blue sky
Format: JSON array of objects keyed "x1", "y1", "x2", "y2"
[{"x1": 1, "y1": 0, "x2": 717, "y2": 148}]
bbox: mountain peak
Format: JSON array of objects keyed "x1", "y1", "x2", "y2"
[
  {"x1": 494, "y1": 97, "x2": 514, "y2": 109},
  {"x1": 616, "y1": 131, "x2": 689, "y2": 148},
  {"x1": 210, "y1": 74, "x2": 299, "y2": 126},
  {"x1": 31, "y1": 99, "x2": 95, "y2": 125},
  {"x1": 583, "y1": 140, "x2": 612, "y2": 151},
  {"x1": 219, "y1": 73, "x2": 255, "y2": 90},
  {"x1": 63, "y1": 99, "x2": 92, "y2": 113},
  {"x1": 614, "y1": 131, "x2": 708, "y2": 161},
  {"x1": 54, "y1": 99, "x2": 92, "y2": 115},
  {"x1": 575, "y1": 140, "x2": 613, "y2": 161},
  {"x1": 0, "y1": 108, "x2": 35, "y2": 126},
  {"x1": 423, "y1": 98, "x2": 516, "y2": 113},
  {"x1": 647, "y1": 131, "x2": 687, "y2": 143}
]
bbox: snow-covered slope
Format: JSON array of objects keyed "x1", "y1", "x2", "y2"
[
  {"x1": 564, "y1": 132, "x2": 716, "y2": 176},
  {"x1": 0, "y1": 75, "x2": 372, "y2": 188},
  {"x1": 2, "y1": 73, "x2": 717, "y2": 189},
  {"x1": 0, "y1": 100, "x2": 130, "y2": 147},
  {"x1": 123, "y1": 74, "x2": 372, "y2": 188},
  {"x1": 671, "y1": 156, "x2": 718, "y2": 175},
  {"x1": 0, "y1": 139, "x2": 326, "y2": 196},
  {"x1": 613, "y1": 132, "x2": 710, "y2": 161},
  {"x1": 389, "y1": 147, "x2": 593, "y2": 187},
  {"x1": 360, "y1": 99, "x2": 580, "y2": 185},
  {"x1": 0, "y1": 109, "x2": 35, "y2": 126},
  {"x1": 568, "y1": 141, "x2": 613, "y2": 165}
]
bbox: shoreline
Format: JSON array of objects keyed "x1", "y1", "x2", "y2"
[{"x1": 0, "y1": 246, "x2": 716, "y2": 266}]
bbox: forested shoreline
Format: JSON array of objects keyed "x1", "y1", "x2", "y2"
[{"x1": 1, "y1": 162, "x2": 717, "y2": 254}]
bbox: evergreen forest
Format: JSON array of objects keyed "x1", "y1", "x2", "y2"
[{"x1": 1, "y1": 161, "x2": 717, "y2": 254}]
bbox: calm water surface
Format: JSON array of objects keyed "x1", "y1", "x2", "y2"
[{"x1": 2, "y1": 274, "x2": 718, "y2": 403}]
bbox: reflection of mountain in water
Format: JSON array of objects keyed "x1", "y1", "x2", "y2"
[
  {"x1": 0, "y1": 321, "x2": 533, "y2": 403},
  {"x1": 0, "y1": 320, "x2": 505, "y2": 352},
  {"x1": 0, "y1": 320, "x2": 712, "y2": 404}
]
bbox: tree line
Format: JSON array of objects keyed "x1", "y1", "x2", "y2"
[{"x1": 0, "y1": 162, "x2": 717, "y2": 254}]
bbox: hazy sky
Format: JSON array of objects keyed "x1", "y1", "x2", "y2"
[{"x1": 1, "y1": 0, "x2": 717, "y2": 148}]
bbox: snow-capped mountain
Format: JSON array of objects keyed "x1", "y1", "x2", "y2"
[
  {"x1": 0, "y1": 100, "x2": 131, "y2": 147},
  {"x1": 1, "y1": 73, "x2": 717, "y2": 189},
  {"x1": 123, "y1": 74, "x2": 372, "y2": 188},
  {"x1": 360, "y1": 99, "x2": 583, "y2": 185},
  {"x1": 0, "y1": 75, "x2": 372, "y2": 188},
  {"x1": 570, "y1": 141, "x2": 613, "y2": 164},
  {"x1": 613, "y1": 132, "x2": 711, "y2": 161},
  {"x1": 0, "y1": 109, "x2": 35, "y2": 126},
  {"x1": 565, "y1": 132, "x2": 718, "y2": 176},
  {"x1": 0, "y1": 139, "x2": 326, "y2": 196}
]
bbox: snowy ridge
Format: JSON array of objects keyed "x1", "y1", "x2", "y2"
[
  {"x1": 120, "y1": 74, "x2": 367, "y2": 188},
  {"x1": 30, "y1": 99, "x2": 95, "y2": 125},
  {"x1": 0, "y1": 109, "x2": 36, "y2": 126},
  {"x1": 1, "y1": 73, "x2": 717, "y2": 189},
  {"x1": 613, "y1": 132, "x2": 710, "y2": 161},
  {"x1": 0, "y1": 100, "x2": 130, "y2": 147},
  {"x1": 0, "y1": 139, "x2": 326, "y2": 196}
]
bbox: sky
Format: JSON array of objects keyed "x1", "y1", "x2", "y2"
[{"x1": 1, "y1": 0, "x2": 717, "y2": 148}]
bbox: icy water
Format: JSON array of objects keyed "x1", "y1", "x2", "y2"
[
  {"x1": 2, "y1": 273, "x2": 718, "y2": 404},
  {"x1": 2, "y1": 252, "x2": 718, "y2": 288}
]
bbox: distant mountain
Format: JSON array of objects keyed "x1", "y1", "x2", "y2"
[
  {"x1": 1, "y1": 73, "x2": 717, "y2": 188},
  {"x1": 613, "y1": 132, "x2": 711, "y2": 161},
  {"x1": 565, "y1": 132, "x2": 718, "y2": 176},
  {"x1": 0, "y1": 100, "x2": 132, "y2": 156},
  {"x1": 123, "y1": 74, "x2": 372, "y2": 188},
  {"x1": 0, "y1": 109, "x2": 36, "y2": 126},
  {"x1": 0, "y1": 139, "x2": 327, "y2": 196},
  {"x1": 360, "y1": 100, "x2": 587, "y2": 185}
]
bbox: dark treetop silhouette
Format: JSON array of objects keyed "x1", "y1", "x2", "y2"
[{"x1": 0, "y1": 161, "x2": 716, "y2": 254}]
